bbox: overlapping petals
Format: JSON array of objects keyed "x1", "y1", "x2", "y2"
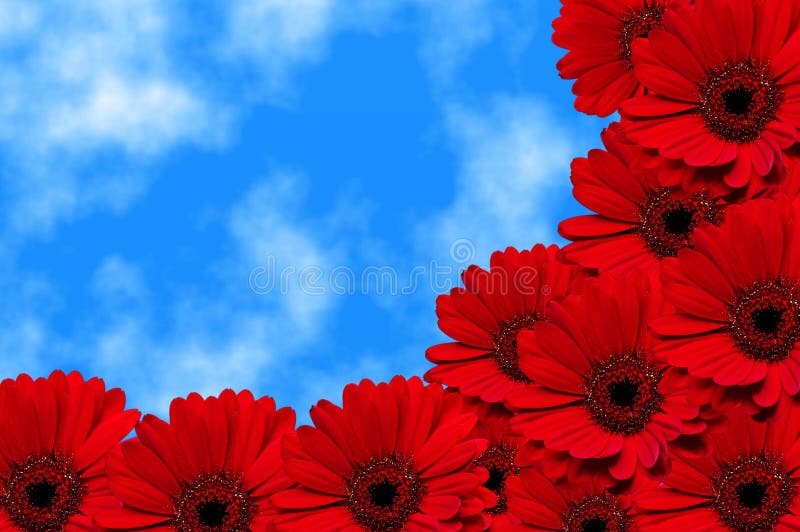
[
  {"x1": 507, "y1": 274, "x2": 705, "y2": 485},
  {"x1": 621, "y1": 0, "x2": 800, "y2": 196},
  {"x1": 272, "y1": 377, "x2": 496, "y2": 531},
  {"x1": 554, "y1": 0, "x2": 690, "y2": 117},
  {"x1": 0, "y1": 371, "x2": 139, "y2": 531},
  {"x1": 560, "y1": 123, "x2": 723, "y2": 273},
  {"x1": 635, "y1": 405, "x2": 800, "y2": 531},
  {"x1": 653, "y1": 197, "x2": 800, "y2": 410},
  {"x1": 425, "y1": 245, "x2": 590, "y2": 403},
  {"x1": 96, "y1": 390, "x2": 296, "y2": 531}
]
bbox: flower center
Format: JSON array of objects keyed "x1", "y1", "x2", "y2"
[
  {"x1": 2, "y1": 454, "x2": 85, "y2": 531},
  {"x1": 492, "y1": 314, "x2": 540, "y2": 383},
  {"x1": 173, "y1": 473, "x2": 253, "y2": 532},
  {"x1": 713, "y1": 454, "x2": 794, "y2": 531},
  {"x1": 639, "y1": 188, "x2": 719, "y2": 259},
  {"x1": 700, "y1": 61, "x2": 783, "y2": 143},
  {"x1": 729, "y1": 279, "x2": 800, "y2": 362},
  {"x1": 584, "y1": 354, "x2": 663, "y2": 435},
  {"x1": 346, "y1": 455, "x2": 425, "y2": 531},
  {"x1": 618, "y1": 3, "x2": 666, "y2": 61},
  {"x1": 474, "y1": 446, "x2": 519, "y2": 515},
  {"x1": 562, "y1": 494, "x2": 629, "y2": 532}
]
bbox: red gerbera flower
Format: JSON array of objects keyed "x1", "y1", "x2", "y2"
[
  {"x1": 425, "y1": 245, "x2": 590, "y2": 403},
  {"x1": 652, "y1": 197, "x2": 800, "y2": 409},
  {"x1": 560, "y1": 123, "x2": 723, "y2": 273},
  {"x1": 459, "y1": 396, "x2": 526, "y2": 529},
  {"x1": 507, "y1": 273, "x2": 703, "y2": 483},
  {"x1": 621, "y1": 0, "x2": 800, "y2": 195},
  {"x1": 0, "y1": 371, "x2": 139, "y2": 531},
  {"x1": 272, "y1": 376, "x2": 497, "y2": 531},
  {"x1": 505, "y1": 468, "x2": 639, "y2": 531},
  {"x1": 95, "y1": 390, "x2": 296, "y2": 531},
  {"x1": 635, "y1": 407, "x2": 800, "y2": 531},
  {"x1": 553, "y1": 0, "x2": 690, "y2": 117}
]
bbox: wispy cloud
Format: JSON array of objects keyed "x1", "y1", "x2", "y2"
[
  {"x1": 419, "y1": 96, "x2": 575, "y2": 264},
  {"x1": 0, "y1": 0, "x2": 224, "y2": 239},
  {"x1": 53, "y1": 172, "x2": 346, "y2": 415},
  {"x1": 219, "y1": 0, "x2": 535, "y2": 98}
]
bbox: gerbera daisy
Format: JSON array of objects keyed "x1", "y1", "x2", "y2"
[
  {"x1": 621, "y1": 0, "x2": 800, "y2": 195},
  {"x1": 95, "y1": 390, "x2": 296, "y2": 531},
  {"x1": 0, "y1": 370, "x2": 139, "y2": 531},
  {"x1": 652, "y1": 197, "x2": 800, "y2": 409},
  {"x1": 506, "y1": 468, "x2": 639, "y2": 531},
  {"x1": 459, "y1": 395, "x2": 525, "y2": 528},
  {"x1": 560, "y1": 123, "x2": 723, "y2": 273},
  {"x1": 425, "y1": 245, "x2": 590, "y2": 403},
  {"x1": 635, "y1": 407, "x2": 800, "y2": 531},
  {"x1": 272, "y1": 376, "x2": 497, "y2": 531},
  {"x1": 507, "y1": 273, "x2": 703, "y2": 483},
  {"x1": 553, "y1": 0, "x2": 690, "y2": 117}
]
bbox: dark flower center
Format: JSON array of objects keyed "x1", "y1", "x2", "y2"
[
  {"x1": 197, "y1": 501, "x2": 228, "y2": 527},
  {"x1": 753, "y1": 306, "x2": 783, "y2": 335},
  {"x1": 736, "y1": 481, "x2": 767, "y2": 509},
  {"x1": 729, "y1": 279, "x2": 800, "y2": 362},
  {"x1": 2, "y1": 454, "x2": 85, "y2": 531},
  {"x1": 584, "y1": 354, "x2": 663, "y2": 435},
  {"x1": 484, "y1": 467, "x2": 505, "y2": 493},
  {"x1": 563, "y1": 494, "x2": 629, "y2": 532},
  {"x1": 608, "y1": 379, "x2": 638, "y2": 408},
  {"x1": 724, "y1": 87, "x2": 755, "y2": 115},
  {"x1": 26, "y1": 481, "x2": 57, "y2": 509},
  {"x1": 474, "y1": 445, "x2": 519, "y2": 515},
  {"x1": 618, "y1": 4, "x2": 666, "y2": 61},
  {"x1": 347, "y1": 455, "x2": 425, "y2": 531},
  {"x1": 700, "y1": 61, "x2": 783, "y2": 143},
  {"x1": 713, "y1": 454, "x2": 794, "y2": 531},
  {"x1": 492, "y1": 313, "x2": 540, "y2": 383},
  {"x1": 583, "y1": 518, "x2": 608, "y2": 532},
  {"x1": 663, "y1": 207, "x2": 694, "y2": 236},
  {"x1": 173, "y1": 473, "x2": 253, "y2": 532},
  {"x1": 639, "y1": 188, "x2": 720, "y2": 259},
  {"x1": 369, "y1": 481, "x2": 398, "y2": 508}
]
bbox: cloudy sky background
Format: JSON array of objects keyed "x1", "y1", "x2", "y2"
[{"x1": 0, "y1": 0, "x2": 609, "y2": 421}]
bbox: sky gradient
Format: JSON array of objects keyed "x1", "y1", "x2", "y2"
[{"x1": 0, "y1": 0, "x2": 610, "y2": 421}]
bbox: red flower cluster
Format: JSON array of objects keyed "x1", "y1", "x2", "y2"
[{"x1": 6, "y1": 1, "x2": 800, "y2": 530}]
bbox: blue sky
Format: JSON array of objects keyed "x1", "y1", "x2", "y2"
[{"x1": 0, "y1": 0, "x2": 608, "y2": 421}]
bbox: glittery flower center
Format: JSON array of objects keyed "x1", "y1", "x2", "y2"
[
  {"x1": 618, "y1": 3, "x2": 666, "y2": 61},
  {"x1": 173, "y1": 473, "x2": 254, "y2": 532},
  {"x1": 474, "y1": 446, "x2": 519, "y2": 515},
  {"x1": 729, "y1": 279, "x2": 800, "y2": 362},
  {"x1": 492, "y1": 314, "x2": 540, "y2": 383},
  {"x1": 713, "y1": 454, "x2": 794, "y2": 531},
  {"x1": 2, "y1": 454, "x2": 85, "y2": 531},
  {"x1": 346, "y1": 455, "x2": 425, "y2": 531},
  {"x1": 584, "y1": 354, "x2": 663, "y2": 435},
  {"x1": 700, "y1": 61, "x2": 783, "y2": 143},
  {"x1": 639, "y1": 188, "x2": 719, "y2": 258},
  {"x1": 562, "y1": 494, "x2": 629, "y2": 532}
]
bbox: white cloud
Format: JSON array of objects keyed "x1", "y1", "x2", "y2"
[
  {"x1": 75, "y1": 172, "x2": 343, "y2": 415},
  {"x1": 0, "y1": 0, "x2": 225, "y2": 239},
  {"x1": 224, "y1": 0, "x2": 333, "y2": 71},
  {"x1": 420, "y1": 97, "x2": 574, "y2": 263},
  {"x1": 45, "y1": 76, "x2": 221, "y2": 156},
  {"x1": 91, "y1": 256, "x2": 148, "y2": 305},
  {"x1": 0, "y1": 0, "x2": 216, "y2": 153},
  {"x1": 219, "y1": 0, "x2": 533, "y2": 97}
]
